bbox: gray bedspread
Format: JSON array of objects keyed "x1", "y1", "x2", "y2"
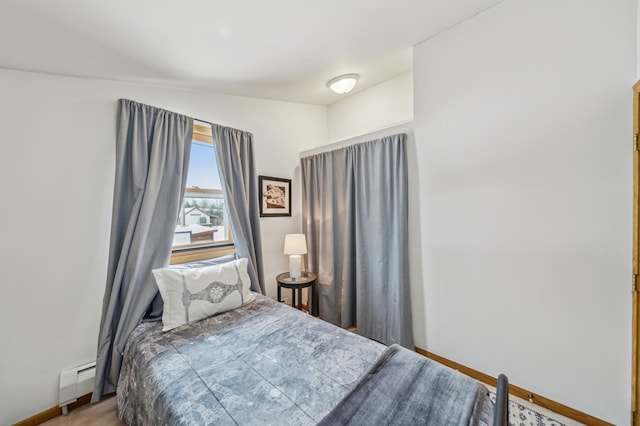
[
  {"x1": 117, "y1": 293, "x2": 493, "y2": 425},
  {"x1": 117, "y1": 293, "x2": 386, "y2": 425},
  {"x1": 317, "y1": 344, "x2": 494, "y2": 425}
]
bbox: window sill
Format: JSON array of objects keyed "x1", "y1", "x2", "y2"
[{"x1": 170, "y1": 245, "x2": 236, "y2": 265}]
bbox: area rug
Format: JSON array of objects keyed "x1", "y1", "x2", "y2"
[{"x1": 489, "y1": 392, "x2": 571, "y2": 426}]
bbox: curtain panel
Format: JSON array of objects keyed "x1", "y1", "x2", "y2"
[
  {"x1": 93, "y1": 100, "x2": 193, "y2": 401},
  {"x1": 212, "y1": 124, "x2": 264, "y2": 293},
  {"x1": 301, "y1": 134, "x2": 413, "y2": 348}
]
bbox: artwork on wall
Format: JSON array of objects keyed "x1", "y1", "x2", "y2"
[{"x1": 259, "y1": 175, "x2": 291, "y2": 217}]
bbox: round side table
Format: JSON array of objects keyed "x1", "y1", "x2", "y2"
[{"x1": 276, "y1": 272, "x2": 318, "y2": 316}]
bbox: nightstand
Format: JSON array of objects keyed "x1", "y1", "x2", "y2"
[{"x1": 276, "y1": 272, "x2": 318, "y2": 316}]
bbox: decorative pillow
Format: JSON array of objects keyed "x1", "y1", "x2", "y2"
[{"x1": 152, "y1": 257, "x2": 255, "y2": 331}]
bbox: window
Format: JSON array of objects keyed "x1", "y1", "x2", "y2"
[{"x1": 170, "y1": 121, "x2": 235, "y2": 264}]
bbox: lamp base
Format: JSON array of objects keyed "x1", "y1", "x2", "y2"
[{"x1": 289, "y1": 254, "x2": 302, "y2": 279}]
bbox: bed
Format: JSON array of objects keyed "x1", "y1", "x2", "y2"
[{"x1": 116, "y1": 290, "x2": 507, "y2": 425}]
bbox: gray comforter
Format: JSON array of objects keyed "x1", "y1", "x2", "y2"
[
  {"x1": 317, "y1": 344, "x2": 493, "y2": 425},
  {"x1": 117, "y1": 293, "x2": 493, "y2": 425},
  {"x1": 117, "y1": 293, "x2": 386, "y2": 425}
]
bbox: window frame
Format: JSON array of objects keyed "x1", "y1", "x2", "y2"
[{"x1": 169, "y1": 122, "x2": 235, "y2": 264}]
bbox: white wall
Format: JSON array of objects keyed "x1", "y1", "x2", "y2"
[
  {"x1": 412, "y1": 1, "x2": 634, "y2": 424},
  {"x1": 0, "y1": 69, "x2": 326, "y2": 425},
  {"x1": 326, "y1": 71, "x2": 413, "y2": 143}
]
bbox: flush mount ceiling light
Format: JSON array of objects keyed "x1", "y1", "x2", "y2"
[{"x1": 327, "y1": 74, "x2": 359, "y2": 94}]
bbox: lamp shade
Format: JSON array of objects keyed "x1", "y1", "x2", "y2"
[{"x1": 283, "y1": 234, "x2": 307, "y2": 255}]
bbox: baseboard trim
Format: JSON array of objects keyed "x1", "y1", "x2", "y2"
[
  {"x1": 13, "y1": 393, "x2": 93, "y2": 426},
  {"x1": 12, "y1": 353, "x2": 613, "y2": 426},
  {"x1": 414, "y1": 347, "x2": 612, "y2": 426}
]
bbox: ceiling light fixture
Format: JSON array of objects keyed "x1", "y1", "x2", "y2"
[{"x1": 327, "y1": 74, "x2": 359, "y2": 94}]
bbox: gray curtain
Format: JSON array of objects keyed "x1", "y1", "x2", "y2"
[
  {"x1": 93, "y1": 99, "x2": 193, "y2": 401},
  {"x1": 212, "y1": 124, "x2": 264, "y2": 293},
  {"x1": 301, "y1": 134, "x2": 413, "y2": 348}
]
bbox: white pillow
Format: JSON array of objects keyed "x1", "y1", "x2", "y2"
[{"x1": 152, "y1": 258, "x2": 255, "y2": 331}]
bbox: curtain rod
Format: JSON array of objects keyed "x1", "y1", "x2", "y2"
[
  {"x1": 193, "y1": 117, "x2": 253, "y2": 137},
  {"x1": 299, "y1": 120, "x2": 413, "y2": 158},
  {"x1": 194, "y1": 117, "x2": 213, "y2": 126},
  {"x1": 119, "y1": 99, "x2": 250, "y2": 135}
]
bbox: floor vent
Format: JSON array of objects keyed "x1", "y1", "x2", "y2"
[{"x1": 59, "y1": 361, "x2": 96, "y2": 415}]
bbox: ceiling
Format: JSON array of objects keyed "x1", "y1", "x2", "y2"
[{"x1": 0, "y1": 0, "x2": 502, "y2": 105}]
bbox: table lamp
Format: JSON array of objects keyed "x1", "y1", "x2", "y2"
[{"x1": 283, "y1": 234, "x2": 307, "y2": 279}]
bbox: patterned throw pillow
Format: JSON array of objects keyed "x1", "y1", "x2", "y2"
[{"x1": 152, "y1": 258, "x2": 255, "y2": 331}]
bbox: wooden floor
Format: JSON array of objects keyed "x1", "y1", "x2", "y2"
[
  {"x1": 39, "y1": 390, "x2": 582, "y2": 426},
  {"x1": 41, "y1": 397, "x2": 124, "y2": 426}
]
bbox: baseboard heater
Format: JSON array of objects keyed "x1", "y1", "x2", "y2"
[{"x1": 59, "y1": 361, "x2": 96, "y2": 415}]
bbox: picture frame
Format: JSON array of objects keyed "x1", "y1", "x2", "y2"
[{"x1": 259, "y1": 175, "x2": 291, "y2": 217}]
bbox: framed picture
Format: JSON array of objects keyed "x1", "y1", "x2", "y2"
[{"x1": 259, "y1": 175, "x2": 291, "y2": 217}]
